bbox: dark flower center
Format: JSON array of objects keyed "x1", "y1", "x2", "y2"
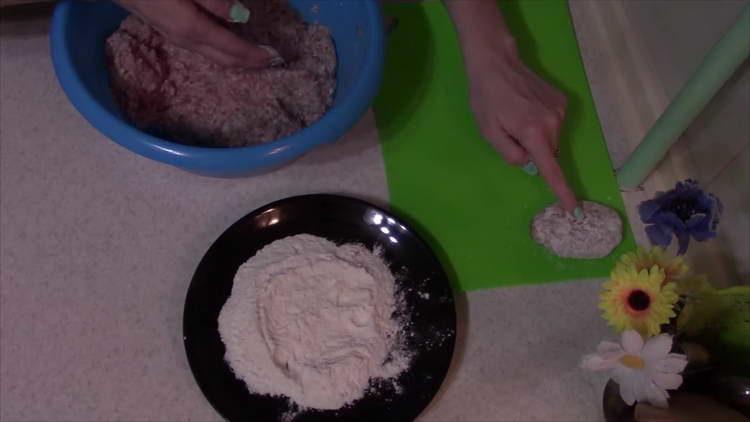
[
  {"x1": 670, "y1": 197, "x2": 700, "y2": 221},
  {"x1": 628, "y1": 290, "x2": 651, "y2": 311}
]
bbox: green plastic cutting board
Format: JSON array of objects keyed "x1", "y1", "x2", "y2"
[{"x1": 374, "y1": 0, "x2": 636, "y2": 291}]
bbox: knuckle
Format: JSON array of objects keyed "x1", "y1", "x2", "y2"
[
  {"x1": 167, "y1": 23, "x2": 194, "y2": 40},
  {"x1": 199, "y1": 0, "x2": 230, "y2": 17},
  {"x1": 522, "y1": 123, "x2": 547, "y2": 142},
  {"x1": 543, "y1": 111, "x2": 561, "y2": 130},
  {"x1": 477, "y1": 119, "x2": 501, "y2": 141},
  {"x1": 503, "y1": 37, "x2": 518, "y2": 57},
  {"x1": 166, "y1": 8, "x2": 203, "y2": 39},
  {"x1": 556, "y1": 106, "x2": 566, "y2": 121},
  {"x1": 503, "y1": 151, "x2": 527, "y2": 166},
  {"x1": 479, "y1": 126, "x2": 496, "y2": 142}
]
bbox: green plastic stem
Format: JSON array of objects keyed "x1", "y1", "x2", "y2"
[{"x1": 616, "y1": 5, "x2": 750, "y2": 189}]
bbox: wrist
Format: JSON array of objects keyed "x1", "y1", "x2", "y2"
[
  {"x1": 445, "y1": 0, "x2": 519, "y2": 76},
  {"x1": 462, "y1": 35, "x2": 519, "y2": 84}
]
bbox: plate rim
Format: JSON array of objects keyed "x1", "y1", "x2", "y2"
[{"x1": 182, "y1": 193, "x2": 457, "y2": 421}]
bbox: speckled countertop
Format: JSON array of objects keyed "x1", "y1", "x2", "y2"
[{"x1": 0, "y1": 4, "x2": 619, "y2": 421}]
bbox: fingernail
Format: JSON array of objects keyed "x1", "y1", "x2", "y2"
[
  {"x1": 260, "y1": 45, "x2": 285, "y2": 66},
  {"x1": 573, "y1": 207, "x2": 584, "y2": 220},
  {"x1": 522, "y1": 161, "x2": 538, "y2": 176},
  {"x1": 229, "y1": 2, "x2": 250, "y2": 23}
]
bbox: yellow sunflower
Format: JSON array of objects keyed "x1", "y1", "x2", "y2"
[
  {"x1": 615, "y1": 247, "x2": 689, "y2": 285},
  {"x1": 600, "y1": 264, "x2": 679, "y2": 338}
]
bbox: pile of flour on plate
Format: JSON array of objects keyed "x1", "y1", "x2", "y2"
[{"x1": 218, "y1": 234, "x2": 411, "y2": 410}]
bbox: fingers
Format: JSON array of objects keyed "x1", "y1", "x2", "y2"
[
  {"x1": 189, "y1": 4, "x2": 283, "y2": 68},
  {"x1": 187, "y1": 41, "x2": 251, "y2": 68},
  {"x1": 194, "y1": 0, "x2": 247, "y2": 23},
  {"x1": 483, "y1": 125, "x2": 529, "y2": 166},
  {"x1": 520, "y1": 68, "x2": 567, "y2": 152},
  {"x1": 532, "y1": 96, "x2": 566, "y2": 154},
  {"x1": 467, "y1": 58, "x2": 576, "y2": 210},
  {"x1": 527, "y1": 69, "x2": 567, "y2": 121},
  {"x1": 118, "y1": 0, "x2": 279, "y2": 69},
  {"x1": 194, "y1": 23, "x2": 280, "y2": 68},
  {"x1": 170, "y1": 23, "x2": 276, "y2": 68},
  {"x1": 189, "y1": 0, "x2": 285, "y2": 68},
  {"x1": 523, "y1": 129, "x2": 578, "y2": 212},
  {"x1": 551, "y1": 91, "x2": 567, "y2": 121}
]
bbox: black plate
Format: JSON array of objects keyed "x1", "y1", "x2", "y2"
[{"x1": 183, "y1": 194, "x2": 456, "y2": 422}]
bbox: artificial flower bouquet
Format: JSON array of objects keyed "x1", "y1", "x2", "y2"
[{"x1": 581, "y1": 180, "x2": 749, "y2": 420}]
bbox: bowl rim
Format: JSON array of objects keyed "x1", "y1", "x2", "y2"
[{"x1": 50, "y1": 0, "x2": 385, "y2": 173}]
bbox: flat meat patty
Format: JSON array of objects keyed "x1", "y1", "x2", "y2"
[{"x1": 531, "y1": 201, "x2": 623, "y2": 259}]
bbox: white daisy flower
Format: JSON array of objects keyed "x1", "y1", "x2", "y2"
[{"x1": 581, "y1": 330, "x2": 688, "y2": 408}]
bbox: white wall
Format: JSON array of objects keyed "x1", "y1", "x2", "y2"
[
  {"x1": 571, "y1": 0, "x2": 749, "y2": 285},
  {"x1": 623, "y1": 0, "x2": 749, "y2": 284}
]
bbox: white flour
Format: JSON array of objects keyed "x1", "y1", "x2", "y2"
[{"x1": 218, "y1": 234, "x2": 410, "y2": 410}]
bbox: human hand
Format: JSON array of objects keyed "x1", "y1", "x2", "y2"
[
  {"x1": 467, "y1": 46, "x2": 578, "y2": 213},
  {"x1": 115, "y1": 0, "x2": 283, "y2": 69}
]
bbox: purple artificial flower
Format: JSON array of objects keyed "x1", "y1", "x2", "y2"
[{"x1": 638, "y1": 179, "x2": 722, "y2": 255}]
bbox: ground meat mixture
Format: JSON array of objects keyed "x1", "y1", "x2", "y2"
[
  {"x1": 531, "y1": 201, "x2": 623, "y2": 259},
  {"x1": 105, "y1": 0, "x2": 336, "y2": 147}
]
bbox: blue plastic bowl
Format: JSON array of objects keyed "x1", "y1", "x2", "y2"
[{"x1": 50, "y1": 0, "x2": 384, "y2": 177}]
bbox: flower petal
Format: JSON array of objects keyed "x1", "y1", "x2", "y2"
[
  {"x1": 639, "y1": 200, "x2": 661, "y2": 224},
  {"x1": 633, "y1": 375, "x2": 654, "y2": 404},
  {"x1": 621, "y1": 330, "x2": 644, "y2": 354},
  {"x1": 652, "y1": 372, "x2": 682, "y2": 390},
  {"x1": 645, "y1": 224, "x2": 673, "y2": 248},
  {"x1": 713, "y1": 195, "x2": 724, "y2": 216},
  {"x1": 611, "y1": 366, "x2": 631, "y2": 386},
  {"x1": 645, "y1": 382, "x2": 670, "y2": 408},
  {"x1": 654, "y1": 354, "x2": 688, "y2": 373},
  {"x1": 686, "y1": 213, "x2": 707, "y2": 230},
  {"x1": 658, "y1": 211, "x2": 688, "y2": 231},
  {"x1": 597, "y1": 341, "x2": 624, "y2": 358},
  {"x1": 641, "y1": 334, "x2": 673, "y2": 362},
  {"x1": 581, "y1": 353, "x2": 619, "y2": 371},
  {"x1": 598, "y1": 341, "x2": 622, "y2": 352},
  {"x1": 675, "y1": 230, "x2": 691, "y2": 255},
  {"x1": 616, "y1": 372, "x2": 637, "y2": 406},
  {"x1": 677, "y1": 180, "x2": 695, "y2": 191},
  {"x1": 695, "y1": 189, "x2": 716, "y2": 211}
]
